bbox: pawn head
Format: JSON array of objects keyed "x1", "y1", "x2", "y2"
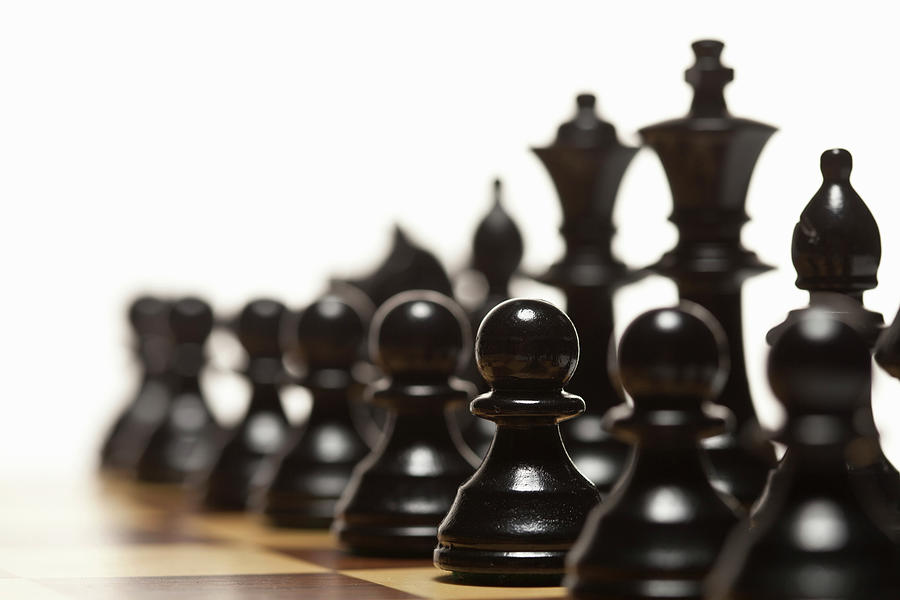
[
  {"x1": 297, "y1": 294, "x2": 368, "y2": 368},
  {"x1": 237, "y1": 298, "x2": 286, "y2": 358},
  {"x1": 768, "y1": 311, "x2": 870, "y2": 417},
  {"x1": 371, "y1": 290, "x2": 469, "y2": 376},
  {"x1": 128, "y1": 295, "x2": 169, "y2": 336},
  {"x1": 169, "y1": 297, "x2": 214, "y2": 344},
  {"x1": 618, "y1": 303, "x2": 729, "y2": 402},
  {"x1": 476, "y1": 298, "x2": 579, "y2": 390}
]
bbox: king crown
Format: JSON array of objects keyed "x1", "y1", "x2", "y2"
[{"x1": 685, "y1": 40, "x2": 733, "y2": 117}]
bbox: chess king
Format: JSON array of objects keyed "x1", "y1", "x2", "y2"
[{"x1": 639, "y1": 40, "x2": 778, "y2": 506}]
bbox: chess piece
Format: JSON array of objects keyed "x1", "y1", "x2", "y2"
[
  {"x1": 532, "y1": 93, "x2": 641, "y2": 493},
  {"x1": 136, "y1": 297, "x2": 223, "y2": 483},
  {"x1": 706, "y1": 313, "x2": 900, "y2": 600},
  {"x1": 338, "y1": 225, "x2": 454, "y2": 306},
  {"x1": 566, "y1": 304, "x2": 741, "y2": 600},
  {"x1": 333, "y1": 291, "x2": 478, "y2": 555},
  {"x1": 457, "y1": 178, "x2": 523, "y2": 456},
  {"x1": 639, "y1": 40, "x2": 777, "y2": 507},
  {"x1": 203, "y1": 299, "x2": 291, "y2": 510},
  {"x1": 435, "y1": 298, "x2": 600, "y2": 585},
  {"x1": 264, "y1": 294, "x2": 372, "y2": 528},
  {"x1": 101, "y1": 296, "x2": 173, "y2": 472},
  {"x1": 769, "y1": 148, "x2": 900, "y2": 527}
]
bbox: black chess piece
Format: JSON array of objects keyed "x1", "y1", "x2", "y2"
[
  {"x1": 202, "y1": 299, "x2": 291, "y2": 510},
  {"x1": 566, "y1": 303, "x2": 741, "y2": 600},
  {"x1": 337, "y1": 225, "x2": 454, "y2": 306},
  {"x1": 457, "y1": 178, "x2": 524, "y2": 456},
  {"x1": 264, "y1": 294, "x2": 372, "y2": 528},
  {"x1": 768, "y1": 148, "x2": 900, "y2": 528},
  {"x1": 531, "y1": 93, "x2": 642, "y2": 494},
  {"x1": 136, "y1": 297, "x2": 223, "y2": 483},
  {"x1": 333, "y1": 290, "x2": 478, "y2": 556},
  {"x1": 705, "y1": 312, "x2": 900, "y2": 600},
  {"x1": 639, "y1": 40, "x2": 777, "y2": 507},
  {"x1": 876, "y1": 308, "x2": 900, "y2": 523},
  {"x1": 434, "y1": 298, "x2": 600, "y2": 585},
  {"x1": 101, "y1": 296, "x2": 173, "y2": 472}
]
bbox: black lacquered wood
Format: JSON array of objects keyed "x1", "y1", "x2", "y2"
[
  {"x1": 639, "y1": 40, "x2": 777, "y2": 507},
  {"x1": 706, "y1": 313, "x2": 900, "y2": 600},
  {"x1": 532, "y1": 93, "x2": 640, "y2": 493},
  {"x1": 435, "y1": 298, "x2": 600, "y2": 585},
  {"x1": 203, "y1": 299, "x2": 291, "y2": 510},
  {"x1": 101, "y1": 296, "x2": 173, "y2": 472},
  {"x1": 136, "y1": 297, "x2": 224, "y2": 484},
  {"x1": 566, "y1": 303, "x2": 741, "y2": 600},
  {"x1": 768, "y1": 149, "x2": 900, "y2": 528},
  {"x1": 333, "y1": 291, "x2": 478, "y2": 556},
  {"x1": 264, "y1": 293, "x2": 372, "y2": 528}
]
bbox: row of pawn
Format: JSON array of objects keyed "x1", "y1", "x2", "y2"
[{"x1": 103, "y1": 281, "x2": 900, "y2": 599}]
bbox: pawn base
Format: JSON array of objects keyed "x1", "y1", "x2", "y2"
[
  {"x1": 434, "y1": 544, "x2": 565, "y2": 586},
  {"x1": 335, "y1": 521, "x2": 440, "y2": 557}
]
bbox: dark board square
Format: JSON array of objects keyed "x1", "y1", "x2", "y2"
[{"x1": 42, "y1": 572, "x2": 424, "y2": 600}]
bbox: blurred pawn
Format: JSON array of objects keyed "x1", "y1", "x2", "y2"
[
  {"x1": 101, "y1": 296, "x2": 173, "y2": 472},
  {"x1": 705, "y1": 312, "x2": 900, "y2": 600},
  {"x1": 264, "y1": 293, "x2": 372, "y2": 528},
  {"x1": 566, "y1": 303, "x2": 741, "y2": 599},
  {"x1": 202, "y1": 299, "x2": 291, "y2": 510},
  {"x1": 136, "y1": 297, "x2": 224, "y2": 484},
  {"x1": 334, "y1": 291, "x2": 478, "y2": 556}
]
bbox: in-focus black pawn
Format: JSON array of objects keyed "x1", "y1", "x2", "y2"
[
  {"x1": 203, "y1": 299, "x2": 291, "y2": 510},
  {"x1": 706, "y1": 313, "x2": 900, "y2": 600},
  {"x1": 532, "y1": 93, "x2": 641, "y2": 494},
  {"x1": 333, "y1": 291, "x2": 478, "y2": 556},
  {"x1": 136, "y1": 297, "x2": 223, "y2": 484},
  {"x1": 435, "y1": 299, "x2": 600, "y2": 585},
  {"x1": 101, "y1": 296, "x2": 173, "y2": 472},
  {"x1": 639, "y1": 40, "x2": 778, "y2": 508},
  {"x1": 338, "y1": 226, "x2": 454, "y2": 307},
  {"x1": 769, "y1": 149, "x2": 899, "y2": 527},
  {"x1": 566, "y1": 304, "x2": 741, "y2": 600},
  {"x1": 264, "y1": 293, "x2": 372, "y2": 528},
  {"x1": 458, "y1": 178, "x2": 524, "y2": 456}
]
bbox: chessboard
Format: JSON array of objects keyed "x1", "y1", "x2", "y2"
[{"x1": 0, "y1": 478, "x2": 566, "y2": 600}]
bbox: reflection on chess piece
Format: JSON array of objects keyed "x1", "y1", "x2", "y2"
[
  {"x1": 566, "y1": 304, "x2": 741, "y2": 599},
  {"x1": 435, "y1": 298, "x2": 600, "y2": 585},
  {"x1": 334, "y1": 291, "x2": 478, "y2": 556},
  {"x1": 136, "y1": 297, "x2": 223, "y2": 483},
  {"x1": 203, "y1": 299, "x2": 291, "y2": 510},
  {"x1": 640, "y1": 40, "x2": 777, "y2": 507},
  {"x1": 264, "y1": 294, "x2": 372, "y2": 528},
  {"x1": 532, "y1": 93, "x2": 641, "y2": 493},
  {"x1": 101, "y1": 296, "x2": 173, "y2": 472},
  {"x1": 706, "y1": 312, "x2": 900, "y2": 600}
]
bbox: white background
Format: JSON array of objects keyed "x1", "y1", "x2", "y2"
[{"x1": 2, "y1": 0, "x2": 899, "y2": 480}]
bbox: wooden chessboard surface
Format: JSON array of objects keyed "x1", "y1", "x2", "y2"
[{"x1": 0, "y1": 477, "x2": 567, "y2": 599}]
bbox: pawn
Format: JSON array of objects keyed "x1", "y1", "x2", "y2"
[
  {"x1": 566, "y1": 304, "x2": 741, "y2": 600},
  {"x1": 101, "y1": 295, "x2": 173, "y2": 471},
  {"x1": 705, "y1": 313, "x2": 900, "y2": 600},
  {"x1": 203, "y1": 299, "x2": 291, "y2": 510},
  {"x1": 457, "y1": 178, "x2": 524, "y2": 456},
  {"x1": 264, "y1": 293, "x2": 372, "y2": 528},
  {"x1": 435, "y1": 298, "x2": 600, "y2": 585},
  {"x1": 333, "y1": 290, "x2": 478, "y2": 555},
  {"x1": 136, "y1": 297, "x2": 223, "y2": 483}
]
